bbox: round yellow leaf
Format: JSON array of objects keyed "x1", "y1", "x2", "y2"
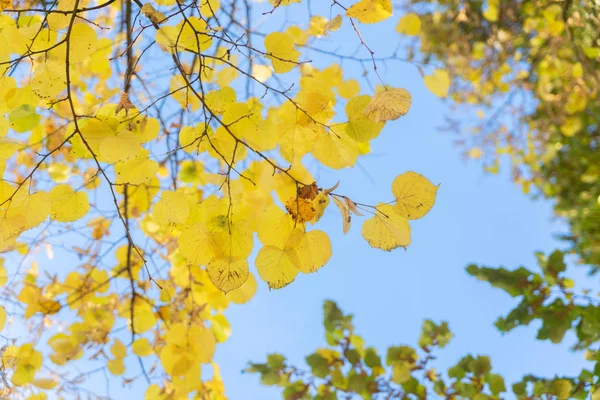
[
  {"x1": 178, "y1": 223, "x2": 218, "y2": 266},
  {"x1": 107, "y1": 358, "x2": 125, "y2": 375},
  {"x1": 132, "y1": 338, "x2": 153, "y2": 357},
  {"x1": 207, "y1": 257, "x2": 249, "y2": 293},
  {"x1": 362, "y1": 204, "x2": 411, "y2": 251},
  {"x1": 264, "y1": 32, "x2": 301, "y2": 74},
  {"x1": 153, "y1": 191, "x2": 190, "y2": 225},
  {"x1": 424, "y1": 69, "x2": 450, "y2": 98},
  {"x1": 363, "y1": 88, "x2": 411, "y2": 123},
  {"x1": 296, "y1": 230, "x2": 332, "y2": 273},
  {"x1": 226, "y1": 272, "x2": 258, "y2": 304},
  {"x1": 338, "y1": 79, "x2": 360, "y2": 99},
  {"x1": 396, "y1": 13, "x2": 421, "y2": 36},
  {"x1": 50, "y1": 185, "x2": 90, "y2": 222},
  {"x1": 111, "y1": 339, "x2": 127, "y2": 359},
  {"x1": 255, "y1": 245, "x2": 300, "y2": 289},
  {"x1": 0, "y1": 305, "x2": 6, "y2": 331},
  {"x1": 391, "y1": 171, "x2": 439, "y2": 220},
  {"x1": 33, "y1": 378, "x2": 58, "y2": 390},
  {"x1": 346, "y1": 0, "x2": 392, "y2": 24}
]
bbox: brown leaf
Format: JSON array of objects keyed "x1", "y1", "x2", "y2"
[
  {"x1": 332, "y1": 196, "x2": 351, "y2": 234},
  {"x1": 345, "y1": 197, "x2": 364, "y2": 216},
  {"x1": 323, "y1": 180, "x2": 340, "y2": 195},
  {"x1": 297, "y1": 182, "x2": 318, "y2": 200}
]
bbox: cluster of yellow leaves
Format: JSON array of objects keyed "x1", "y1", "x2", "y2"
[
  {"x1": 0, "y1": 1, "x2": 441, "y2": 397},
  {"x1": 362, "y1": 172, "x2": 438, "y2": 250}
]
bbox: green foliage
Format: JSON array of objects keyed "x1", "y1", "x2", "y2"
[{"x1": 249, "y1": 301, "x2": 598, "y2": 399}]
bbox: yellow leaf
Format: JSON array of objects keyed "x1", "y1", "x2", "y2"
[
  {"x1": 178, "y1": 223, "x2": 218, "y2": 266},
  {"x1": 196, "y1": 326, "x2": 217, "y2": 363},
  {"x1": 47, "y1": 163, "x2": 71, "y2": 183},
  {"x1": 49, "y1": 185, "x2": 90, "y2": 222},
  {"x1": 362, "y1": 204, "x2": 411, "y2": 250},
  {"x1": 32, "y1": 378, "x2": 58, "y2": 390},
  {"x1": 107, "y1": 358, "x2": 125, "y2": 375},
  {"x1": 7, "y1": 190, "x2": 51, "y2": 230},
  {"x1": 69, "y1": 23, "x2": 98, "y2": 63},
  {"x1": 312, "y1": 129, "x2": 359, "y2": 169},
  {"x1": 268, "y1": 0, "x2": 300, "y2": 6},
  {"x1": 264, "y1": 32, "x2": 301, "y2": 73},
  {"x1": 255, "y1": 245, "x2": 300, "y2": 289},
  {"x1": 256, "y1": 205, "x2": 297, "y2": 248},
  {"x1": 226, "y1": 272, "x2": 258, "y2": 304},
  {"x1": 0, "y1": 259, "x2": 6, "y2": 286},
  {"x1": 483, "y1": 0, "x2": 499, "y2": 22},
  {"x1": 285, "y1": 197, "x2": 316, "y2": 223},
  {"x1": 251, "y1": 64, "x2": 273, "y2": 83},
  {"x1": 153, "y1": 191, "x2": 190, "y2": 225},
  {"x1": 200, "y1": 0, "x2": 220, "y2": 17},
  {"x1": 560, "y1": 117, "x2": 581, "y2": 137},
  {"x1": 141, "y1": 3, "x2": 166, "y2": 24},
  {"x1": 396, "y1": 13, "x2": 421, "y2": 36},
  {"x1": 132, "y1": 338, "x2": 153, "y2": 357},
  {"x1": 99, "y1": 133, "x2": 142, "y2": 163},
  {"x1": 156, "y1": 17, "x2": 212, "y2": 54},
  {"x1": 132, "y1": 301, "x2": 156, "y2": 333},
  {"x1": 338, "y1": 79, "x2": 360, "y2": 99},
  {"x1": 9, "y1": 104, "x2": 40, "y2": 133},
  {"x1": 391, "y1": 171, "x2": 438, "y2": 220},
  {"x1": 296, "y1": 230, "x2": 332, "y2": 273},
  {"x1": 0, "y1": 305, "x2": 5, "y2": 331},
  {"x1": 207, "y1": 257, "x2": 249, "y2": 293},
  {"x1": 363, "y1": 88, "x2": 411, "y2": 122},
  {"x1": 344, "y1": 95, "x2": 384, "y2": 142},
  {"x1": 115, "y1": 150, "x2": 158, "y2": 185},
  {"x1": 346, "y1": 0, "x2": 392, "y2": 24},
  {"x1": 111, "y1": 339, "x2": 127, "y2": 359},
  {"x1": 424, "y1": 69, "x2": 450, "y2": 98}
]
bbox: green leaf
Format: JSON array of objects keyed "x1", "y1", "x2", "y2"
[
  {"x1": 345, "y1": 348, "x2": 361, "y2": 366},
  {"x1": 347, "y1": 371, "x2": 367, "y2": 392},
  {"x1": 8, "y1": 104, "x2": 41, "y2": 133},
  {"x1": 419, "y1": 320, "x2": 453, "y2": 349},
  {"x1": 323, "y1": 300, "x2": 343, "y2": 332},
  {"x1": 469, "y1": 356, "x2": 491, "y2": 376},
  {"x1": 512, "y1": 381, "x2": 527, "y2": 396},
  {"x1": 392, "y1": 363, "x2": 412, "y2": 384},
  {"x1": 551, "y1": 379, "x2": 572, "y2": 400},
  {"x1": 364, "y1": 347, "x2": 381, "y2": 369},
  {"x1": 283, "y1": 381, "x2": 308, "y2": 400},
  {"x1": 306, "y1": 353, "x2": 330, "y2": 378},
  {"x1": 386, "y1": 346, "x2": 417, "y2": 366},
  {"x1": 268, "y1": 353, "x2": 286, "y2": 370},
  {"x1": 261, "y1": 370, "x2": 280, "y2": 386},
  {"x1": 487, "y1": 374, "x2": 506, "y2": 394}
]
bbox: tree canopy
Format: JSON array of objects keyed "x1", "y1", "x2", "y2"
[{"x1": 0, "y1": 0, "x2": 598, "y2": 398}]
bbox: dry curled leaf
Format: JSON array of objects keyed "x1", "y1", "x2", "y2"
[
  {"x1": 323, "y1": 181, "x2": 340, "y2": 195},
  {"x1": 345, "y1": 197, "x2": 363, "y2": 216},
  {"x1": 332, "y1": 196, "x2": 351, "y2": 234},
  {"x1": 297, "y1": 182, "x2": 319, "y2": 200}
]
